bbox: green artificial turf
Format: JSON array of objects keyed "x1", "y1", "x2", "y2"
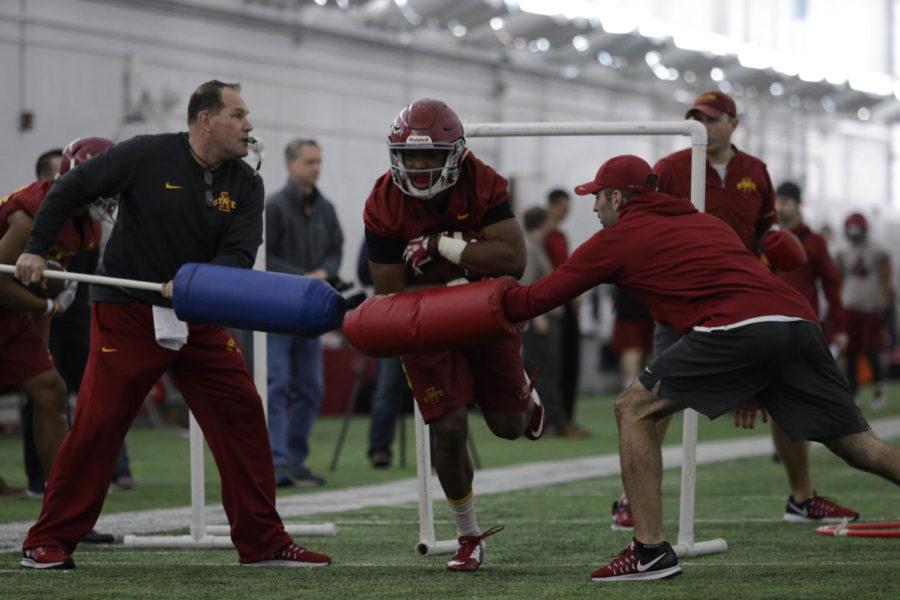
[
  {"x1": 2, "y1": 439, "x2": 898, "y2": 599},
  {"x1": 1, "y1": 386, "x2": 898, "y2": 599}
]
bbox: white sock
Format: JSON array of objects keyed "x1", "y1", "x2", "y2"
[{"x1": 448, "y1": 490, "x2": 480, "y2": 536}]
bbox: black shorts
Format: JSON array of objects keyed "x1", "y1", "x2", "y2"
[
  {"x1": 651, "y1": 322, "x2": 680, "y2": 360},
  {"x1": 638, "y1": 320, "x2": 869, "y2": 442}
]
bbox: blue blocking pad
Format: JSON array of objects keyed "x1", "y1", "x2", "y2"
[{"x1": 173, "y1": 263, "x2": 345, "y2": 335}]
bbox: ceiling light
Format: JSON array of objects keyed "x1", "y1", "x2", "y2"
[{"x1": 572, "y1": 35, "x2": 590, "y2": 52}]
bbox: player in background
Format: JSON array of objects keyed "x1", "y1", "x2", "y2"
[
  {"x1": 836, "y1": 212, "x2": 893, "y2": 410},
  {"x1": 0, "y1": 138, "x2": 111, "y2": 495}
]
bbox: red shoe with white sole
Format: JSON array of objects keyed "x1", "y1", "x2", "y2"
[
  {"x1": 611, "y1": 497, "x2": 635, "y2": 531},
  {"x1": 784, "y1": 493, "x2": 859, "y2": 524},
  {"x1": 20, "y1": 546, "x2": 75, "y2": 570},
  {"x1": 523, "y1": 373, "x2": 544, "y2": 440},
  {"x1": 243, "y1": 542, "x2": 331, "y2": 568},
  {"x1": 446, "y1": 526, "x2": 504, "y2": 572}
]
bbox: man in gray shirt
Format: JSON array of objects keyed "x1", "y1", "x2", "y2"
[{"x1": 266, "y1": 139, "x2": 343, "y2": 486}]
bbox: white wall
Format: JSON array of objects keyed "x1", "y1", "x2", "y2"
[{"x1": 1, "y1": 0, "x2": 896, "y2": 283}]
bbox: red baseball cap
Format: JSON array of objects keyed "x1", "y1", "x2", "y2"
[
  {"x1": 574, "y1": 155, "x2": 655, "y2": 196},
  {"x1": 685, "y1": 90, "x2": 737, "y2": 119}
]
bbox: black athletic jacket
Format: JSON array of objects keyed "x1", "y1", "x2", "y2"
[{"x1": 26, "y1": 133, "x2": 264, "y2": 308}]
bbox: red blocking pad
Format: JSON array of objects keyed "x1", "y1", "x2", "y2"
[{"x1": 343, "y1": 276, "x2": 521, "y2": 357}]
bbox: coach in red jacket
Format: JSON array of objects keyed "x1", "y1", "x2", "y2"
[{"x1": 504, "y1": 155, "x2": 899, "y2": 582}]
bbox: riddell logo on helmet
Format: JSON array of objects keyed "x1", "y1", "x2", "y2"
[{"x1": 406, "y1": 135, "x2": 433, "y2": 143}]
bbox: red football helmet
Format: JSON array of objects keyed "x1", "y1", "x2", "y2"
[
  {"x1": 844, "y1": 212, "x2": 868, "y2": 241},
  {"x1": 59, "y1": 136, "x2": 113, "y2": 176},
  {"x1": 59, "y1": 136, "x2": 117, "y2": 222},
  {"x1": 388, "y1": 99, "x2": 466, "y2": 199}
]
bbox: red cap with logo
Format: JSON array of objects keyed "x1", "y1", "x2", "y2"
[
  {"x1": 685, "y1": 90, "x2": 737, "y2": 119},
  {"x1": 574, "y1": 155, "x2": 655, "y2": 196}
]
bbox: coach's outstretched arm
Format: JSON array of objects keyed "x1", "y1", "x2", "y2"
[{"x1": 504, "y1": 231, "x2": 614, "y2": 323}]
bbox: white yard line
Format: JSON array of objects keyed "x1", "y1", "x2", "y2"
[{"x1": 2, "y1": 416, "x2": 899, "y2": 552}]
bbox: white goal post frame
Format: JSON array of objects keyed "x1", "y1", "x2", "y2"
[{"x1": 414, "y1": 119, "x2": 727, "y2": 560}]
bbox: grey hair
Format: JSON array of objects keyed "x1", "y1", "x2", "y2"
[{"x1": 284, "y1": 138, "x2": 319, "y2": 161}]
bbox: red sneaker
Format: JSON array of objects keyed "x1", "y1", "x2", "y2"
[
  {"x1": 611, "y1": 497, "x2": 635, "y2": 531},
  {"x1": 784, "y1": 493, "x2": 859, "y2": 524},
  {"x1": 20, "y1": 546, "x2": 75, "y2": 570},
  {"x1": 243, "y1": 542, "x2": 331, "y2": 568},
  {"x1": 591, "y1": 539, "x2": 681, "y2": 582},
  {"x1": 446, "y1": 526, "x2": 504, "y2": 572},
  {"x1": 523, "y1": 373, "x2": 544, "y2": 440}
]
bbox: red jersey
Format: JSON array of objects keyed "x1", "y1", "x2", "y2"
[
  {"x1": 543, "y1": 229, "x2": 569, "y2": 268},
  {"x1": 0, "y1": 180, "x2": 101, "y2": 264},
  {"x1": 364, "y1": 152, "x2": 508, "y2": 240},
  {"x1": 654, "y1": 146, "x2": 775, "y2": 252},
  {"x1": 503, "y1": 191, "x2": 816, "y2": 334},
  {"x1": 774, "y1": 223, "x2": 846, "y2": 331}
]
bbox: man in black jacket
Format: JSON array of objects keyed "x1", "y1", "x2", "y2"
[
  {"x1": 264, "y1": 138, "x2": 343, "y2": 487},
  {"x1": 16, "y1": 80, "x2": 331, "y2": 570}
]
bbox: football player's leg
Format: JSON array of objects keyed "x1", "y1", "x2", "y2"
[
  {"x1": 823, "y1": 431, "x2": 900, "y2": 486},
  {"x1": 20, "y1": 370, "x2": 67, "y2": 479},
  {"x1": 469, "y1": 336, "x2": 539, "y2": 440},
  {"x1": 614, "y1": 380, "x2": 682, "y2": 544},
  {"x1": 431, "y1": 405, "x2": 475, "y2": 505},
  {"x1": 770, "y1": 421, "x2": 813, "y2": 502}
]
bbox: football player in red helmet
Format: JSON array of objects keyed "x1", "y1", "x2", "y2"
[
  {"x1": 388, "y1": 99, "x2": 468, "y2": 200},
  {"x1": 837, "y1": 211, "x2": 892, "y2": 409},
  {"x1": 0, "y1": 137, "x2": 111, "y2": 500},
  {"x1": 363, "y1": 98, "x2": 545, "y2": 572},
  {"x1": 59, "y1": 137, "x2": 118, "y2": 223}
]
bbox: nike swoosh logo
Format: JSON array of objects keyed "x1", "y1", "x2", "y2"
[
  {"x1": 456, "y1": 212, "x2": 470, "y2": 220},
  {"x1": 636, "y1": 554, "x2": 666, "y2": 572},
  {"x1": 165, "y1": 182, "x2": 183, "y2": 190},
  {"x1": 101, "y1": 347, "x2": 119, "y2": 353},
  {"x1": 789, "y1": 501, "x2": 808, "y2": 517}
]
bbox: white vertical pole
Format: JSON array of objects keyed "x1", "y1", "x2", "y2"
[
  {"x1": 414, "y1": 403, "x2": 436, "y2": 554},
  {"x1": 253, "y1": 214, "x2": 268, "y2": 418},
  {"x1": 188, "y1": 412, "x2": 206, "y2": 542},
  {"x1": 678, "y1": 120, "x2": 708, "y2": 550}
]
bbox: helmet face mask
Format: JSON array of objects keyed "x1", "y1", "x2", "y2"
[
  {"x1": 87, "y1": 196, "x2": 118, "y2": 224},
  {"x1": 389, "y1": 139, "x2": 465, "y2": 199},
  {"x1": 388, "y1": 99, "x2": 466, "y2": 200}
]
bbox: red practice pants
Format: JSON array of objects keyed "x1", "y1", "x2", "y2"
[{"x1": 24, "y1": 302, "x2": 292, "y2": 562}]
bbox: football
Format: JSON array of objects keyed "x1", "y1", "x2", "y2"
[
  {"x1": 409, "y1": 230, "x2": 484, "y2": 285},
  {"x1": 411, "y1": 256, "x2": 468, "y2": 285}
]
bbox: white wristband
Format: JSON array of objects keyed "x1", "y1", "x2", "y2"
[
  {"x1": 437, "y1": 235, "x2": 467, "y2": 265},
  {"x1": 44, "y1": 298, "x2": 55, "y2": 316}
]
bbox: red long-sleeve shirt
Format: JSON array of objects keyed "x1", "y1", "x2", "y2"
[
  {"x1": 654, "y1": 146, "x2": 775, "y2": 252},
  {"x1": 774, "y1": 222, "x2": 846, "y2": 332},
  {"x1": 503, "y1": 191, "x2": 815, "y2": 333}
]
